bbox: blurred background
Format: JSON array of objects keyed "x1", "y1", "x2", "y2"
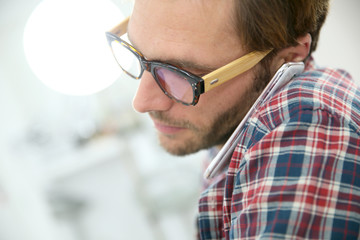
[{"x1": 0, "y1": 0, "x2": 359, "y2": 240}]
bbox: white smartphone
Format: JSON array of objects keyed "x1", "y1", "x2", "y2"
[{"x1": 204, "y1": 62, "x2": 305, "y2": 179}]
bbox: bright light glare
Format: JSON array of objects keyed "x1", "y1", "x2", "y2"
[{"x1": 24, "y1": 0, "x2": 124, "y2": 95}]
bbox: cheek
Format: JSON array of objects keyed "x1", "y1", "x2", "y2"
[{"x1": 198, "y1": 71, "x2": 255, "y2": 112}]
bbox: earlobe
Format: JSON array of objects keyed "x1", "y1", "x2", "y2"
[{"x1": 279, "y1": 33, "x2": 312, "y2": 63}]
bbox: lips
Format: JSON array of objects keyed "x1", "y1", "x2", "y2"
[{"x1": 153, "y1": 121, "x2": 185, "y2": 135}]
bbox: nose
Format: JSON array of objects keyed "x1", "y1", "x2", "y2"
[{"x1": 132, "y1": 71, "x2": 174, "y2": 113}]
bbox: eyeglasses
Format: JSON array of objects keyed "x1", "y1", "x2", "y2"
[{"x1": 106, "y1": 17, "x2": 271, "y2": 106}]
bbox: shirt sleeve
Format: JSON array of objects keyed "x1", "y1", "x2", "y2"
[{"x1": 228, "y1": 108, "x2": 360, "y2": 239}]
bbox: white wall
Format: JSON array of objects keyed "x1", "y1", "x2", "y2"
[{"x1": 313, "y1": 0, "x2": 360, "y2": 81}]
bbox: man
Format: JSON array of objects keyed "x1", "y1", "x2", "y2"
[{"x1": 106, "y1": 0, "x2": 360, "y2": 239}]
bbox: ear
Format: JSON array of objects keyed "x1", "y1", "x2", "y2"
[{"x1": 277, "y1": 33, "x2": 312, "y2": 62}]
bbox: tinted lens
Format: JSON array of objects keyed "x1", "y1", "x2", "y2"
[
  {"x1": 110, "y1": 40, "x2": 142, "y2": 78},
  {"x1": 154, "y1": 67, "x2": 194, "y2": 104}
]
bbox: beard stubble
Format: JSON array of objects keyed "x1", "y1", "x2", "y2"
[{"x1": 150, "y1": 64, "x2": 272, "y2": 156}]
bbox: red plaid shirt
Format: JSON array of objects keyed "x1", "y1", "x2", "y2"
[{"x1": 198, "y1": 58, "x2": 360, "y2": 239}]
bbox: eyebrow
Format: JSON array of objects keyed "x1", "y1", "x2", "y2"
[
  {"x1": 127, "y1": 32, "x2": 217, "y2": 75},
  {"x1": 161, "y1": 59, "x2": 217, "y2": 75}
]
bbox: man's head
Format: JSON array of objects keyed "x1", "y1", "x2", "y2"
[
  {"x1": 125, "y1": 0, "x2": 329, "y2": 155},
  {"x1": 233, "y1": 0, "x2": 329, "y2": 54}
]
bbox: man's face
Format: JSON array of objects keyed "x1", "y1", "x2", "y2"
[{"x1": 128, "y1": 0, "x2": 263, "y2": 155}]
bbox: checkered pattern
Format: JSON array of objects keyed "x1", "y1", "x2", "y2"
[{"x1": 197, "y1": 58, "x2": 360, "y2": 239}]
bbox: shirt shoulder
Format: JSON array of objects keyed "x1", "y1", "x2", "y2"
[
  {"x1": 255, "y1": 62, "x2": 360, "y2": 139},
  {"x1": 225, "y1": 61, "x2": 360, "y2": 239}
]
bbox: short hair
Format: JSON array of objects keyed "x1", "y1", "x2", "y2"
[{"x1": 234, "y1": 0, "x2": 329, "y2": 55}]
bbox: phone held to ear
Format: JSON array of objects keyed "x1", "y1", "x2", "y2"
[{"x1": 204, "y1": 62, "x2": 305, "y2": 179}]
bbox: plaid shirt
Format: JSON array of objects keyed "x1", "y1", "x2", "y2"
[{"x1": 198, "y1": 58, "x2": 360, "y2": 239}]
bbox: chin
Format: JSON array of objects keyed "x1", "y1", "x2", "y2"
[
  {"x1": 159, "y1": 139, "x2": 200, "y2": 156},
  {"x1": 161, "y1": 144, "x2": 197, "y2": 156}
]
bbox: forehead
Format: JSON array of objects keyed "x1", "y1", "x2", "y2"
[{"x1": 128, "y1": 0, "x2": 243, "y2": 68}]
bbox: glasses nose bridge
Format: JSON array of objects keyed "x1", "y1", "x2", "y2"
[{"x1": 140, "y1": 58, "x2": 152, "y2": 72}]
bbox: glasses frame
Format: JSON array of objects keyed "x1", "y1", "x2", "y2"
[
  {"x1": 106, "y1": 17, "x2": 272, "y2": 106},
  {"x1": 106, "y1": 32, "x2": 203, "y2": 105}
]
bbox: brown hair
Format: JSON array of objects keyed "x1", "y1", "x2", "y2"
[{"x1": 234, "y1": 0, "x2": 329, "y2": 55}]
